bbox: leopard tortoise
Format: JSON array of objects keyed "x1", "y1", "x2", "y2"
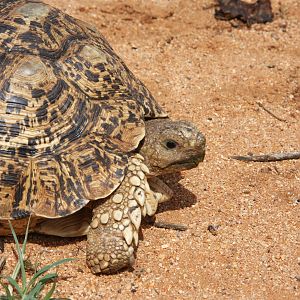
[{"x1": 0, "y1": 0, "x2": 205, "y2": 274}]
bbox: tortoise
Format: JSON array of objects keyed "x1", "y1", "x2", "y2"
[{"x1": 0, "y1": 0, "x2": 205, "y2": 274}]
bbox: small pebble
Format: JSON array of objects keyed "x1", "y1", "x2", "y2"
[{"x1": 208, "y1": 224, "x2": 220, "y2": 236}]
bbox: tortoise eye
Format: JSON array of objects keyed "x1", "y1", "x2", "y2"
[{"x1": 164, "y1": 140, "x2": 178, "y2": 150}]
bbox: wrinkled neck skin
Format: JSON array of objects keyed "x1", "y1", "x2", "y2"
[{"x1": 139, "y1": 118, "x2": 206, "y2": 177}]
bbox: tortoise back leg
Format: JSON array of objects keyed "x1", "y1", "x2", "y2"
[
  {"x1": 34, "y1": 207, "x2": 92, "y2": 237},
  {"x1": 86, "y1": 154, "x2": 155, "y2": 274}
]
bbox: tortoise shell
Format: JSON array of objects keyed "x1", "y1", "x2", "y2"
[{"x1": 0, "y1": 0, "x2": 166, "y2": 220}]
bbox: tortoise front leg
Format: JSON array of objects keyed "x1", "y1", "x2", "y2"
[
  {"x1": 147, "y1": 177, "x2": 174, "y2": 203},
  {"x1": 86, "y1": 155, "x2": 154, "y2": 274}
]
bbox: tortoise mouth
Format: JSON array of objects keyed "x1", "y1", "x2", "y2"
[{"x1": 163, "y1": 153, "x2": 205, "y2": 172}]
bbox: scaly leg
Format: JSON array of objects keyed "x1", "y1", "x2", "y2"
[
  {"x1": 148, "y1": 177, "x2": 174, "y2": 203},
  {"x1": 86, "y1": 154, "x2": 157, "y2": 274}
]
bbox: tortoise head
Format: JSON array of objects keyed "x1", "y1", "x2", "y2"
[{"x1": 139, "y1": 119, "x2": 206, "y2": 176}]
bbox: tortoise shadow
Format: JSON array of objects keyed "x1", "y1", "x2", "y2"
[{"x1": 156, "y1": 172, "x2": 198, "y2": 213}]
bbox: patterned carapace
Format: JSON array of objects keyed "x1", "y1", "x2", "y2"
[{"x1": 0, "y1": 0, "x2": 167, "y2": 220}]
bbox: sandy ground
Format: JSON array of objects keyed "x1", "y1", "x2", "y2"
[{"x1": 1, "y1": 0, "x2": 300, "y2": 299}]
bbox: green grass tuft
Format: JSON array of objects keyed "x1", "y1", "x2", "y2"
[{"x1": 0, "y1": 219, "x2": 73, "y2": 300}]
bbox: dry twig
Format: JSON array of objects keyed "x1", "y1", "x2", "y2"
[
  {"x1": 152, "y1": 221, "x2": 188, "y2": 231},
  {"x1": 231, "y1": 151, "x2": 300, "y2": 162},
  {"x1": 144, "y1": 216, "x2": 188, "y2": 231},
  {"x1": 257, "y1": 101, "x2": 287, "y2": 123}
]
